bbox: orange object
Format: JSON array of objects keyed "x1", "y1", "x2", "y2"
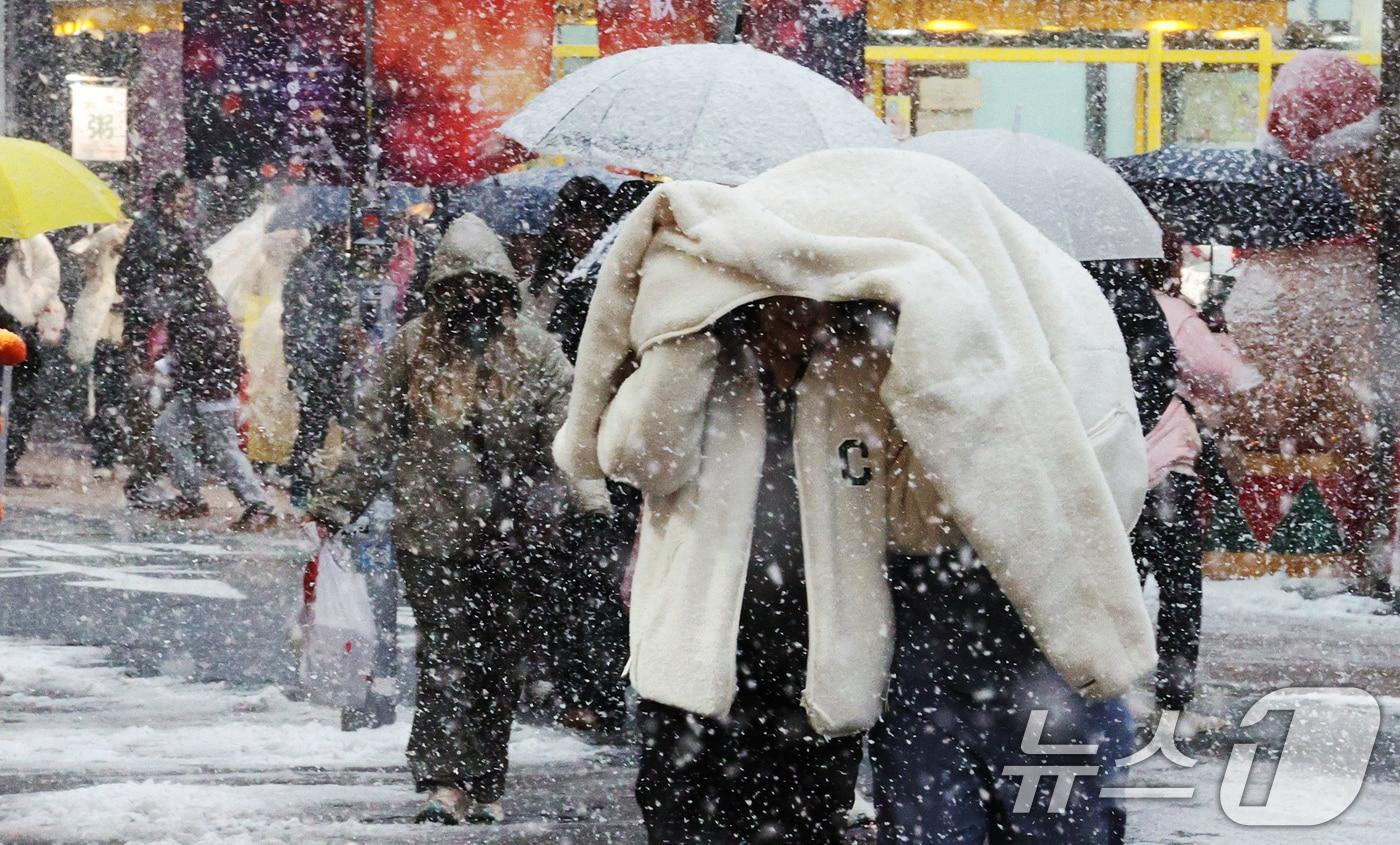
[{"x1": 0, "y1": 329, "x2": 26, "y2": 366}]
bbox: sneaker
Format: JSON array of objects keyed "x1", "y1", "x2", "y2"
[
  {"x1": 230, "y1": 504, "x2": 278, "y2": 532},
  {"x1": 159, "y1": 497, "x2": 211, "y2": 520},
  {"x1": 289, "y1": 477, "x2": 314, "y2": 511},
  {"x1": 1171, "y1": 709, "x2": 1229, "y2": 740},
  {"x1": 467, "y1": 801, "x2": 505, "y2": 824},
  {"x1": 415, "y1": 786, "x2": 470, "y2": 825},
  {"x1": 560, "y1": 707, "x2": 602, "y2": 732},
  {"x1": 560, "y1": 706, "x2": 624, "y2": 734},
  {"x1": 5, "y1": 471, "x2": 52, "y2": 489},
  {"x1": 846, "y1": 789, "x2": 876, "y2": 828},
  {"x1": 126, "y1": 484, "x2": 175, "y2": 510}
]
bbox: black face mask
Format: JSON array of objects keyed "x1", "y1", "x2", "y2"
[
  {"x1": 431, "y1": 274, "x2": 517, "y2": 346},
  {"x1": 440, "y1": 297, "x2": 498, "y2": 334}
]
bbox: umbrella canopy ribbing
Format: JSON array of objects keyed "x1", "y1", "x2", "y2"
[
  {"x1": 0, "y1": 138, "x2": 125, "y2": 239},
  {"x1": 1110, "y1": 147, "x2": 1359, "y2": 249},
  {"x1": 498, "y1": 44, "x2": 894, "y2": 185},
  {"x1": 906, "y1": 129, "x2": 1163, "y2": 262}
]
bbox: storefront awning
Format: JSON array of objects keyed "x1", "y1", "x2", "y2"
[
  {"x1": 49, "y1": 1, "x2": 182, "y2": 36},
  {"x1": 867, "y1": 1, "x2": 1287, "y2": 34},
  {"x1": 556, "y1": 2, "x2": 1288, "y2": 33}
]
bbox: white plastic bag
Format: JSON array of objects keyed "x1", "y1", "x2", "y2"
[{"x1": 298, "y1": 530, "x2": 377, "y2": 708}]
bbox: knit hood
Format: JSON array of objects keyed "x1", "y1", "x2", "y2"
[
  {"x1": 1259, "y1": 49, "x2": 1379, "y2": 164},
  {"x1": 426, "y1": 212, "x2": 517, "y2": 296}
]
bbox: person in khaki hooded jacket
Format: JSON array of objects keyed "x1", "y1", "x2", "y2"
[{"x1": 309, "y1": 213, "x2": 600, "y2": 826}]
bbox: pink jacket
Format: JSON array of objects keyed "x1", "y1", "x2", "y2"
[{"x1": 1146, "y1": 293, "x2": 1262, "y2": 487}]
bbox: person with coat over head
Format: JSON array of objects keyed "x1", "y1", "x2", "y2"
[
  {"x1": 307, "y1": 213, "x2": 606, "y2": 826},
  {"x1": 555, "y1": 149, "x2": 1155, "y2": 844}
]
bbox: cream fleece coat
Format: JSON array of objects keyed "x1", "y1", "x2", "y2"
[
  {"x1": 556, "y1": 148, "x2": 1154, "y2": 734},
  {"x1": 1, "y1": 235, "x2": 65, "y2": 345},
  {"x1": 67, "y1": 223, "x2": 131, "y2": 366}
]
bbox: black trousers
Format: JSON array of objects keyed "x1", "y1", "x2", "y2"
[
  {"x1": 288, "y1": 365, "x2": 342, "y2": 487},
  {"x1": 1132, "y1": 472, "x2": 1204, "y2": 712},
  {"x1": 118, "y1": 347, "x2": 165, "y2": 492},
  {"x1": 636, "y1": 695, "x2": 862, "y2": 844},
  {"x1": 398, "y1": 550, "x2": 529, "y2": 802},
  {"x1": 86, "y1": 343, "x2": 126, "y2": 469},
  {"x1": 3, "y1": 325, "x2": 41, "y2": 472},
  {"x1": 549, "y1": 515, "x2": 629, "y2": 725}
]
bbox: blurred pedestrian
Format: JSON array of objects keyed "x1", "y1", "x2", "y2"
[
  {"x1": 307, "y1": 213, "x2": 605, "y2": 825},
  {"x1": 0, "y1": 234, "x2": 65, "y2": 480},
  {"x1": 543, "y1": 178, "x2": 656, "y2": 733},
  {"x1": 525, "y1": 176, "x2": 612, "y2": 322},
  {"x1": 1223, "y1": 50, "x2": 1381, "y2": 573},
  {"x1": 1139, "y1": 269, "x2": 1260, "y2": 732},
  {"x1": 145, "y1": 176, "x2": 276, "y2": 530},
  {"x1": 549, "y1": 179, "x2": 657, "y2": 363},
  {"x1": 67, "y1": 223, "x2": 131, "y2": 478},
  {"x1": 282, "y1": 224, "x2": 354, "y2": 507},
  {"x1": 114, "y1": 173, "x2": 194, "y2": 509}
]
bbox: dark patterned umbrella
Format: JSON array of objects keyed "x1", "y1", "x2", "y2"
[{"x1": 1109, "y1": 147, "x2": 1359, "y2": 249}]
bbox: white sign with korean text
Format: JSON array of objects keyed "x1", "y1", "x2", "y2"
[{"x1": 71, "y1": 82, "x2": 128, "y2": 162}]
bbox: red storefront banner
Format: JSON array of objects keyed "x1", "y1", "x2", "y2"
[
  {"x1": 598, "y1": 0, "x2": 718, "y2": 55},
  {"x1": 375, "y1": 0, "x2": 554, "y2": 184},
  {"x1": 741, "y1": 0, "x2": 867, "y2": 96}
]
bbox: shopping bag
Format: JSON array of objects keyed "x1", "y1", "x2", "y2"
[{"x1": 298, "y1": 528, "x2": 377, "y2": 708}]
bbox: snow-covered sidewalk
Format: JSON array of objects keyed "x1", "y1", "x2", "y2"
[
  {"x1": 4, "y1": 563, "x2": 1400, "y2": 843},
  {"x1": 0, "y1": 637, "x2": 605, "y2": 844}
]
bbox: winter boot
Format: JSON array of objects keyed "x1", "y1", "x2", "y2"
[
  {"x1": 126, "y1": 483, "x2": 174, "y2": 510},
  {"x1": 230, "y1": 503, "x2": 278, "y2": 532},
  {"x1": 340, "y1": 691, "x2": 397, "y2": 731},
  {"x1": 159, "y1": 497, "x2": 211, "y2": 520},
  {"x1": 468, "y1": 801, "x2": 505, "y2": 824},
  {"x1": 415, "y1": 786, "x2": 471, "y2": 825}
]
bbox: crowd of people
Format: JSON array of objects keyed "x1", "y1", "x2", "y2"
[{"x1": 0, "y1": 48, "x2": 1384, "y2": 845}]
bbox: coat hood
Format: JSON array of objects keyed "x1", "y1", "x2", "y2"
[
  {"x1": 1259, "y1": 49, "x2": 1379, "y2": 163},
  {"x1": 426, "y1": 212, "x2": 517, "y2": 295}
]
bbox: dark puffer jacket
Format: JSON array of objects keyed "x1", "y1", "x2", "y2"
[
  {"x1": 1084, "y1": 260, "x2": 1178, "y2": 434},
  {"x1": 166, "y1": 279, "x2": 242, "y2": 404},
  {"x1": 117, "y1": 212, "x2": 204, "y2": 357}
]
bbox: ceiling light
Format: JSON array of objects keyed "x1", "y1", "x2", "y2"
[
  {"x1": 1147, "y1": 19, "x2": 1197, "y2": 33},
  {"x1": 921, "y1": 19, "x2": 977, "y2": 34},
  {"x1": 1214, "y1": 27, "x2": 1262, "y2": 41}
]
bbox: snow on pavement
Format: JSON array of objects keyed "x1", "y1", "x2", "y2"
[
  {"x1": 5, "y1": 574, "x2": 1400, "y2": 843},
  {"x1": 0, "y1": 637, "x2": 598, "y2": 844},
  {"x1": 1127, "y1": 756, "x2": 1400, "y2": 844}
]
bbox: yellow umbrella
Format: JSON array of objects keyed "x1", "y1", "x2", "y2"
[{"x1": 0, "y1": 137, "x2": 125, "y2": 239}]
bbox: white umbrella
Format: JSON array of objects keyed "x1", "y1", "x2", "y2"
[
  {"x1": 499, "y1": 44, "x2": 894, "y2": 185},
  {"x1": 904, "y1": 129, "x2": 1163, "y2": 261}
]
